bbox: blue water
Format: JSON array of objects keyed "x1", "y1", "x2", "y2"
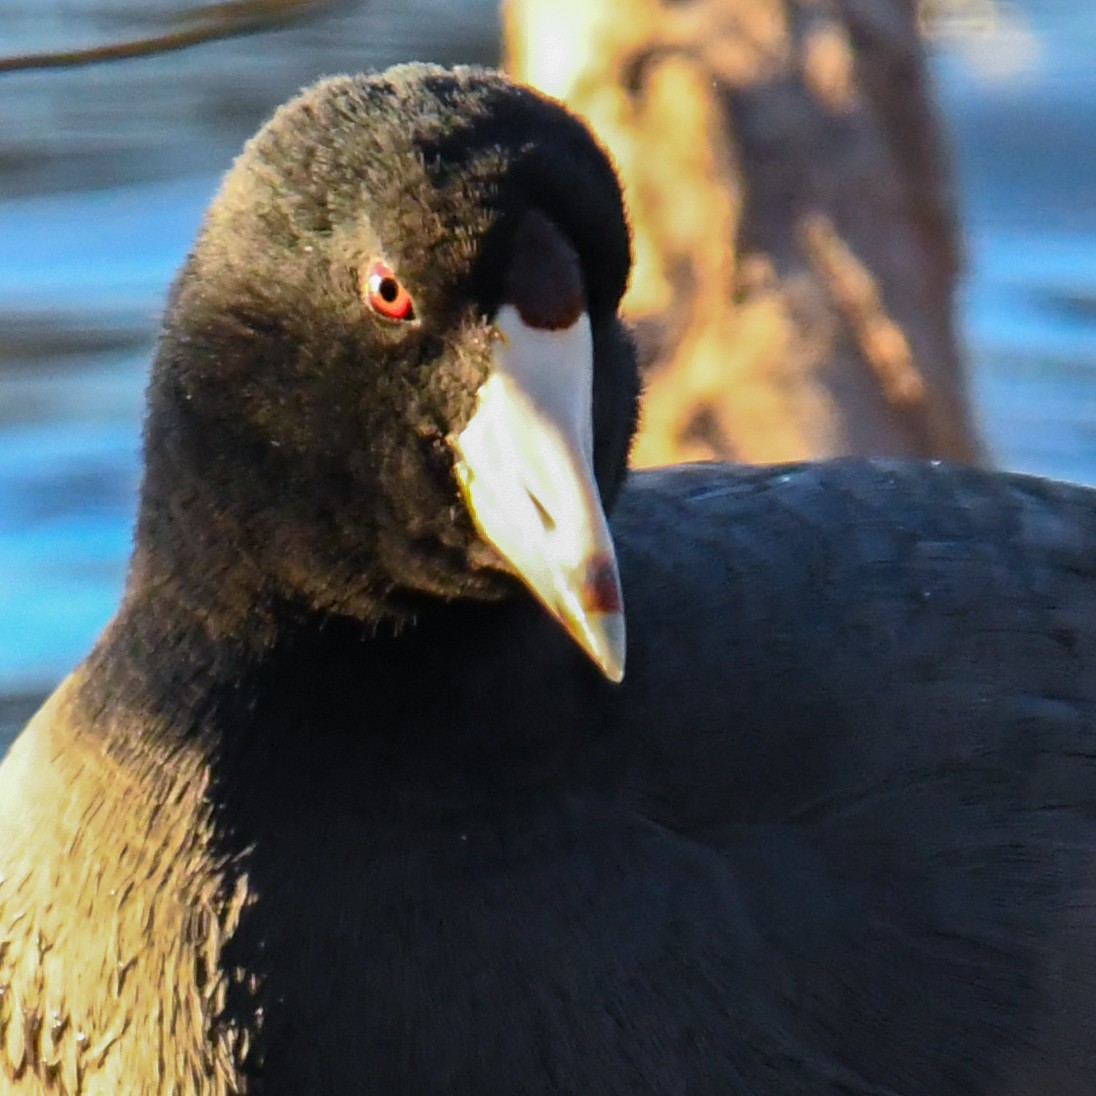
[
  {"x1": 1, "y1": 0, "x2": 1094, "y2": 696},
  {"x1": 932, "y1": 1, "x2": 1096, "y2": 482},
  {"x1": 0, "y1": 178, "x2": 212, "y2": 691}
]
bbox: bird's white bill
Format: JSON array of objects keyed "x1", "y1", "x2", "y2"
[{"x1": 451, "y1": 304, "x2": 625, "y2": 683}]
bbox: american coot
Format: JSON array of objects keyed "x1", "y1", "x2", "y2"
[{"x1": 1, "y1": 65, "x2": 1095, "y2": 1095}]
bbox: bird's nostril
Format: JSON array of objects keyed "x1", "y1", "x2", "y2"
[{"x1": 526, "y1": 488, "x2": 557, "y2": 532}]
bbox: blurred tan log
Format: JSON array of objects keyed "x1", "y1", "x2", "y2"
[{"x1": 504, "y1": 0, "x2": 985, "y2": 466}]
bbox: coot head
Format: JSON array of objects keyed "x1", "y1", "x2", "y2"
[{"x1": 136, "y1": 66, "x2": 639, "y2": 678}]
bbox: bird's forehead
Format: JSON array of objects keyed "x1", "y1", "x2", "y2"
[{"x1": 209, "y1": 71, "x2": 627, "y2": 315}]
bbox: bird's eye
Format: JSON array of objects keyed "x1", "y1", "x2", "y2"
[{"x1": 361, "y1": 260, "x2": 416, "y2": 322}]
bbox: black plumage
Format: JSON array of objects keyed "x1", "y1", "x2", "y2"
[{"x1": 2, "y1": 64, "x2": 1096, "y2": 1095}]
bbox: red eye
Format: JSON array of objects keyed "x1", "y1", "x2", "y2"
[{"x1": 361, "y1": 260, "x2": 415, "y2": 322}]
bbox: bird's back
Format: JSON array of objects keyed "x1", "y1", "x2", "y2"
[{"x1": 606, "y1": 459, "x2": 1096, "y2": 1093}]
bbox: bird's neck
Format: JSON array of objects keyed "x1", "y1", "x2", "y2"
[
  {"x1": 77, "y1": 561, "x2": 603, "y2": 805},
  {"x1": 86, "y1": 385, "x2": 609, "y2": 794},
  {"x1": 126, "y1": 384, "x2": 297, "y2": 651}
]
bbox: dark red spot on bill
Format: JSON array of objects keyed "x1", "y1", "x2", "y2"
[{"x1": 582, "y1": 553, "x2": 622, "y2": 614}]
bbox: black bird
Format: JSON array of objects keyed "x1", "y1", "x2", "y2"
[{"x1": 2, "y1": 64, "x2": 1096, "y2": 1095}]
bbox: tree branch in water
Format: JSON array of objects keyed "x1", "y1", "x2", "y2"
[{"x1": 0, "y1": 0, "x2": 334, "y2": 73}]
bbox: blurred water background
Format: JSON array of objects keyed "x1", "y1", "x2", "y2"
[{"x1": 1, "y1": 0, "x2": 1094, "y2": 735}]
